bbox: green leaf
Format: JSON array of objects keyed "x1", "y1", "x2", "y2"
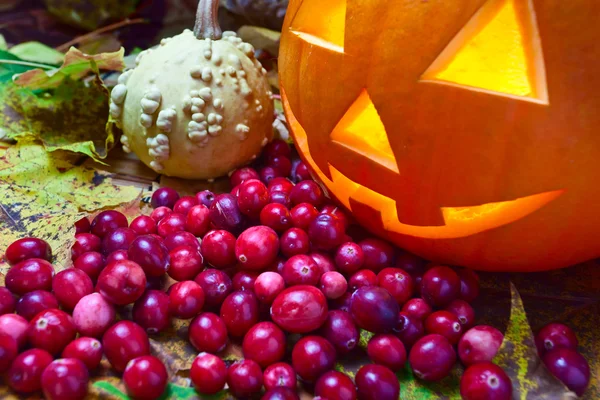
[
  {"x1": 9, "y1": 42, "x2": 64, "y2": 65},
  {"x1": 92, "y1": 381, "x2": 130, "y2": 400},
  {"x1": 399, "y1": 364, "x2": 462, "y2": 400},
  {"x1": 0, "y1": 50, "x2": 33, "y2": 82}
]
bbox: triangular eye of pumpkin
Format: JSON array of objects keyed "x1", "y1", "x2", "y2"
[{"x1": 289, "y1": 0, "x2": 346, "y2": 53}]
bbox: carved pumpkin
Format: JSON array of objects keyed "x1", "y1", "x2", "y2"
[{"x1": 279, "y1": 0, "x2": 600, "y2": 271}]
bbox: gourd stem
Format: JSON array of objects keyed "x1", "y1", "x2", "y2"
[{"x1": 194, "y1": 0, "x2": 222, "y2": 40}]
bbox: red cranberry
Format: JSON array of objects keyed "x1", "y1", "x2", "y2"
[
  {"x1": 445, "y1": 299, "x2": 475, "y2": 330},
  {"x1": 269, "y1": 190, "x2": 292, "y2": 208},
  {"x1": 290, "y1": 203, "x2": 319, "y2": 230},
  {"x1": 259, "y1": 165, "x2": 283, "y2": 183},
  {"x1": 0, "y1": 313, "x2": 29, "y2": 348},
  {"x1": 394, "y1": 312, "x2": 425, "y2": 348},
  {"x1": 535, "y1": 322, "x2": 578, "y2": 356},
  {"x1": 16, "y1": 290, "x2": 58, "y2": 320},
  {"x1": 130, "y1": 215, "x2": 157, "y2": 235},
  {"x1": 308, "y1": 214, "x2": 345, "y2": 250},
  {"x1": 355, "y1": 364, "x2": 400, "y2": 400},
  {"x1": 243, "y1": 321, "x2": 286, "y2": 368},
  {"x1": 262, "y1": 387, "x2": 300, "y2": 400},
  {"x1": 91, "y1": 210, "x2": 128, "y2": 238},
  {"x1": 185, "y1": 204, "x2": 211, "y2": 236},
  {"x1": 103, "y1": 321, "x2": 150, "y2": 372},
  {"x1": 0, "y1": 333, "x2": 17, "y2": 373},
  {"x1": 267, "y1": 156, "x2": 292, "y2": 177},
  {"x1": 106, "y1": 249, "x2": 128, "y2": 264},
  {"x1": 377, "y1": 267, "x2": 413, "y2": 305},
  {"x1": 395, "y1": 252, "x2": 427, "y2": 292},
  {"x1": 231, "y1": 167, "x2": 261, "y2": 187},
  {"x1": 73, "y1": 292, "x2": 115, "y2": 337},
  {"x1": 52, "y1": 268, "x2": 93, "y2": 310},
  {"x1": 196, "y1": 190, "x2": 216, "y2": 208},
  {"x1": 460, "y1": 362, "x2": 512, "y2": 400},
  {"x1": 292, "y1": 160, "x2": 311, "y2": 182},
  {"x1": 8, "y1": 348, "x2": 53, "y2": 393},
  {"x1": 334, "y1": 242, "x2": 364, "y2": 275},
  {"x1": 41, "y1": 358, "x2": 89, "y2": 400},
  {"x1": 6, "y1": 258, "x2": 54, "y2": 295},
  {"x1": 73, "y1": 251, "x2": 105, "y2": 281},
  {"x1": 290, "y1": 180, "x2": 323, "y2": 207},
  {"x1": 238, "y1": 179, "x2": 270, "y2": 217},
  {"x1": 268, "y1": 177, "x2": 295, "y2": 195},
  {"x1": 320, "y1": 271, "x2": 347, "y2": 299},
  {"x1": 195, "y1": 269, "x2": 233, "y2": 308},
  {"x1": 150, "y1": 206, "x2": 172, "y2": 223},
  {"x1": 164, "y1": 231, "x2": 200, "y2": 251},
  {"x1": 420, "y1": 265, "x2": 461, "y2": 307},
  {"x1": 236, "y1": 226, "x2": 279, "y2": 270},
  {"x1": 264, "y1": 139, "x2": 291, "y2": 159},
  {"x1": 189, "y1": 312, "x2": 228, "y2": 353},
  {"x1": 457, "y1": 268, "x2": 480, "y2": 302},
  {"x1": 220, "y1": 291, "x2": 259, "y2": 337},
  {"x1": 359, "y1": 238, "x2": 395, "y2": 272},
  {"x1": 97, "y1": 260, "x2": 146, "y2": 305},
  {"x1": 28, "y1": 308, "x2": 76, "y2": 355},
  {"x1": 282, "y1": 254, "x2": 322, "y2": 286},
  {"x1": 233, "y1": 270, "x2": 260, "y2": 291},
  {"x1": 315, "y1": 370, "x2": 357, "y2": 400},
  {"x1": 151, "y1": 187, "x2": 180, "y2": 209},
  {"x1": 543, "y1": 348, "x2": 590, "y2": 396},
  {"x1": 425, "y1": 311, "x2": 463, "y2": 344},
  {"x1": 101, "y1": 227, "x2": 137, "y2": 255},
  {"x1": 319, "y1": 310, "x2": 358, "y2": 355},
  {"x1": 157, "y1": 212, "x2": 186, "y2": 237},
  {"x1": 280, "y1": 228, "x2": 310, "y2": 258},
  {"x1": 260, "y1": 203, "x2": 292, "y2": 233},
  {"x1": 128, "y1": 235, "x2": 170, "y2": 277},
  {"x1": 123, "y1": 355, "x2": 168, "y2": 400},
  {"x1": 62, "y1": 337, "x2": 103, "y2": 370},
  {"x1": 191, "y1": 352, "x2": 228, "y2": 394},
  {"x1": 132, "y1": 290, "x2": 170, "y2": 334},
  {"x1": 75, "y1": 217, "x2": 91, "y2": 234},
  {"x1": 263, "y1": 362, "x2": 297, "y2": 390},
  {"x1": 367, "y1": 334, "x2": 407, "y2": 371},
  {"x1": 271, "y1": 285, "x2": 328, "y2": 333},
  {"x1": 168, "y1": 246, "x2": 203, "y2": 281},
  {"x1": 350, "y1": 286, "x2": 399, "y2": 333},
  {"x1": 5, "y1": 237, "x2": 52, "y2": 265},
  {"x1": 401, "y1": 298, "x2": 432, "y2": 321},
  {"x1": 228, "y1": 359, "x2": 264, "y2": 397},
  {"x1": 255, "y1": 272, "x2": 285, "y2": 304},
  {"x1": 71, "y1": 233, "x2": 101, "y2": 260},
  {"x1": 210, "y1": 193, "x2": 245, "y2": 234},
  {"x1": 201, "y1": 230, "x2": 237, "y2": 268},
  {"x1": 292, "y1": 335, "x2": 336, "y2": 382},
  {"x1": 0, "y1": 287, "x2": 16, "y2": 315},
  {"x1": 458, "y1": 325, "x2": 504, "y2": 366},
  {"x1": 168, "y1": 280, "x2": 205, "y2": 319},
  {"x1": 329, "y1": 291, "x2": 352, "y2": 314},
  {"x1": 173, "y1": 195, "x2": 198, "y2": 215},
  {"x1": 310, "y1": 252, "x2": 336, "y2": 274},
  {"x1": 409, "y1": 334, "x2": 456, "y2": 381}
]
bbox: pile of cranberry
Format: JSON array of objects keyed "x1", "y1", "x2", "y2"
[{"x1": 0, "y1": 139, "x2": 590, "y2": 400}]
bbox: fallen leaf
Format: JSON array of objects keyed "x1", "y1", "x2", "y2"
[
  {"x1": 8, "y1": 41, "x2": 64, "y2": 65},
  {"x1": 237, "y1": 25, "x2": 280, "y2": 56}
]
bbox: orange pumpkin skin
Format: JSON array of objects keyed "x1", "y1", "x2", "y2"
[{"x1": 279, "y1": 0, "x2": 600, "y2": 271}]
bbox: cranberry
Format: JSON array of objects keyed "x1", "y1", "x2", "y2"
[
  {"x1": 123, "y1": 355, "x2": 168, "y2": 400},
  {"x1": 367, "y1": 334, "x2": 407, "y2": 371},
  {"x1": 320, "y1": 271, "x2": 347, "y2": 299},
  {"x1": 255, "y1": 272, "x2": 285, "y2": 304},
  {"x1": 271, "y1": 285, "x2": 328, "y2": 333},
  {"x1": 377, "y1": 267, "x2": 413, "y2": 305},
  {"x1": 231, "y1": 167, "x2": 261, "y2": 187},
  {"x1": 394, "y1": 312, "x2": 425, "y2": 348},
  {"x1": 269, "y1": 191, "x2": 292, "y2": 208},
  {"x1": 280, "y1": 228, "x2": 310, "y2": 258},
  {"x1": 260, "y1": 203, "x2": 292, "y2": 233},
  {"x1": 0, "y1": 333, "x2": 17, "y2": 373},
  {"x1": 259, "y1": 165, "x2": 283, "y2": 183},
  {"x1": 164, "y1": 231, "x2": 200, "y2": 251},
  {"x1": 236, "y1": 226, "x2": 279, "y2": 270},
  {"x1": 315, "y1": 370, "x2": 357, "y2": 400},
  {"x1": 292, "y1": 335, "x2": 336, "y2": 382},
  {"x1": 264, "y1": 139, "x2": 291, "y2": 159},
  {"x1": 401, "y1": 298, "x2": 432, "y2": 321},
  {"x1": 228, "y1": 359, "x2": 264, "y2": 397},
  {"x1": 460, "y1": 362, "x2": 512, "y2": 400},
  {"x1": 243, "y1": 321, "x2": 286, "y2": 368},
  {"x1": 290, "y1": 203, "x2": 319, "y2": 230},
  {"x1": 201, "y1": 230, "x2": 237, "y2": 268},
  {"x1": 262, "y1": 387, "x2": 300, "y2": 400},
  {"x1": 220, "y1": 291, "x2": 259, "y2": 337},
  {"x1": 28, "y1": 308, "x2": 76, "y2": 355},
  {"x1": 189, "y1": 312, "x2": 228, "y2": 353},
  {"x1": 42, "y1": 358, "x2": 89, "y2": 400},
  {"x1": 269, "y1": 257, "x2": 287, "y2": 274},
  {"x1": 458, "y1": 325, "x2": 504, "y2": 366},
  {"x1": 101, "y1": 227, "x2": 136, "y2": 255},
  {"x1": 0, "y1": 313, "x2": 28, "y2": 348},
  {"x1": 130, "y1": 215, "x2": 157, "y2": 235},
  {"x1": 282, "y1": 254, "x2": 321, "y2": 286},
  {"x1": 395, "y1": 251, "x2": 427, "y2": 283},
  {"x1": 16, "y1": 290, "x2": 58, "y2": 320},
  {"x1": 168, "y1": 246, "x2": 203, "y2": 281},
  {"x1": 6, "y1": 258, "x2": 54, "y2": 295},
  {"x1": 195, "y1": 268, "x2": 233, "y2": 308},
  {"x1": 52, "y1": 268, "x2": 94, "y2": 310},
  {"x1": 185, "y1": 204, "x2": 211, "y2": 236},
  {"x1": 535, "y1": 322, "x2": 578, "y2": 356},
  {"x1": 355, "y1": 364, "x2": 400, "y2": 400},
  {"x1": 320, "y1": 310, "x2": 358, "y2": 355},
  {"x1": 73, "y1": 292, "x2": 115, "y2": 337},
  {"x1": 128, "y1": 235, "x2": 170, "y2": 277},
  {"x1": 237, "y1": 179, "x2": 269, "y2": 217},
  {"x1": 334, "y1": 242, "x2": 364, "y2": 275},
  {"x1": 91, "y1": 210, "x2": 128, "y2": 238},
  {"x1": 409, "y1": 334, "x2": 456, "y2": 381},
  {"x1": 157, "y1": 212, "x2": 186, "y2": 237},
  {"x1": 132, "y1": 290, "x2": 170, "y2": 334},
  {"x1": 151, "y1": 187, "x2": 180, "y2": 208},
  {"x1": 71, "y1": 233, "x2": 101, "y2": 260},
  {"x1": 74, "y1": 251, "x2": 105, "y2": 281},
  {"x1": 196, "y1": 190, "x2": 216, "y2": 207},
  {"x1": 8, "y1": 348, "x2": 53, "y2": 393},
  {"x1": 263, "y1": 362, "x2": 297, "y2": 390},
  {"x1": 543, "y1": 348, "x2": 590, "y2": 396},
  {"x1": 210, "y1": 193, "x2": 245, "y2": 234},
  {"x1": 290, "y1": 180, "x2": 323, "y2": 207},
  {"x1": 233, "y1": 270, "x2": 260, "y2": 291},
  {"x1": 424, "y1": 311, "x2": 462, "y2": 344},
  {"x1": 268, "y1": 177, "x2": 295, "y2": 195},
  {"x1": 168, "y1": 280, "x2": 205, "y2": 319},
  {"x1": 420, "y1": 265, "x2": 461, "y2": 307},
  {"x1": 5, "y1": 237, "x2": 52, "y2": 265},
  {"x1": 103, "y1": 321, "x2": 150, "y2": 372},
  {"x1": 359, "y1": 238, "x2": 395, "y2": 272},
  {"x1": 173, "y1": 195, "x2": 197, "y2": 215},
  {"x1": 457, "y1": 268, "x2": 480, "y2": 302},
  {"x1": 191, "y1": 352, "x2": 228, "y2": 394},
  {"x1": 350, "y1": 286, "x2": 399, "y2": 333},
  {"x1": 97, "y1": 259, "x2": 146, "y2": 305},
  {"x1": 291, "y1": 160, "x2": 311, "y2": 182},
  {"x1": 75, "y1": 217, "x2": 91, "y2": 234},
  {"x1": 310, "y1": 252, "x2": 336, "y2": 274},
  {"x1": 267, "y1": 156, "x2": 292, "y2": 177},
  {"x1": 150, "y1": 206, "x2": 172, "y2": 223},
  {"x1": 445, "y1": 299, "x2": 475, "y2": 330},
  {"x1": 106, "y1": 249, "x2": 128, "y2": 264},
  {"x1": 308, "y1": 214, "x2": 345, "y2": 251},
  {"x1": 62, "y1": 337, "x2": 103, "y2": 370},
  {"x1": 0, "y1": 287, "x2": 15, "y2": 315}
]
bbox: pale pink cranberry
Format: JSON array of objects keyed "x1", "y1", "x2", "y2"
[
  {"x1": 254, "y1": 272, "x2": 285, "y2": 304},
  {"x1": 458, "y1": 325, "x2": 504, "y2": 366},
  {"x1": 319, "y1": 271, "x2": 347, "y2": 299},
  {"x1": 72, "y1": 293, "x2": 116, "y2": 337},
  {"x1": 0, "y1": 313, "x2": 28, "y2": 348}
]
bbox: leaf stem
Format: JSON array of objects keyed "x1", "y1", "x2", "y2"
[
  {"x1": 0, "y1": 59, "x2": 54, "y2": 70},
  {"x1": 56, "y1": 18, "x2": 147, "y2": 52}
]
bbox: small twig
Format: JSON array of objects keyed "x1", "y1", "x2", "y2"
[
  {"x1": 56, "y1": 18, "x2": 147, "y2": 52},
  {"x1": 0, "y1": 59, "x2": 55, "y2": 70}
]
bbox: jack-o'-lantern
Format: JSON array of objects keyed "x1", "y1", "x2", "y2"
[{"x1": 279, "y1": 0, "x2": 600, "y2": 271}]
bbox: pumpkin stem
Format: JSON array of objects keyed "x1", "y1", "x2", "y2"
[{"x1": 194, "y1": 0, "x2": 222, "y2": 40}]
